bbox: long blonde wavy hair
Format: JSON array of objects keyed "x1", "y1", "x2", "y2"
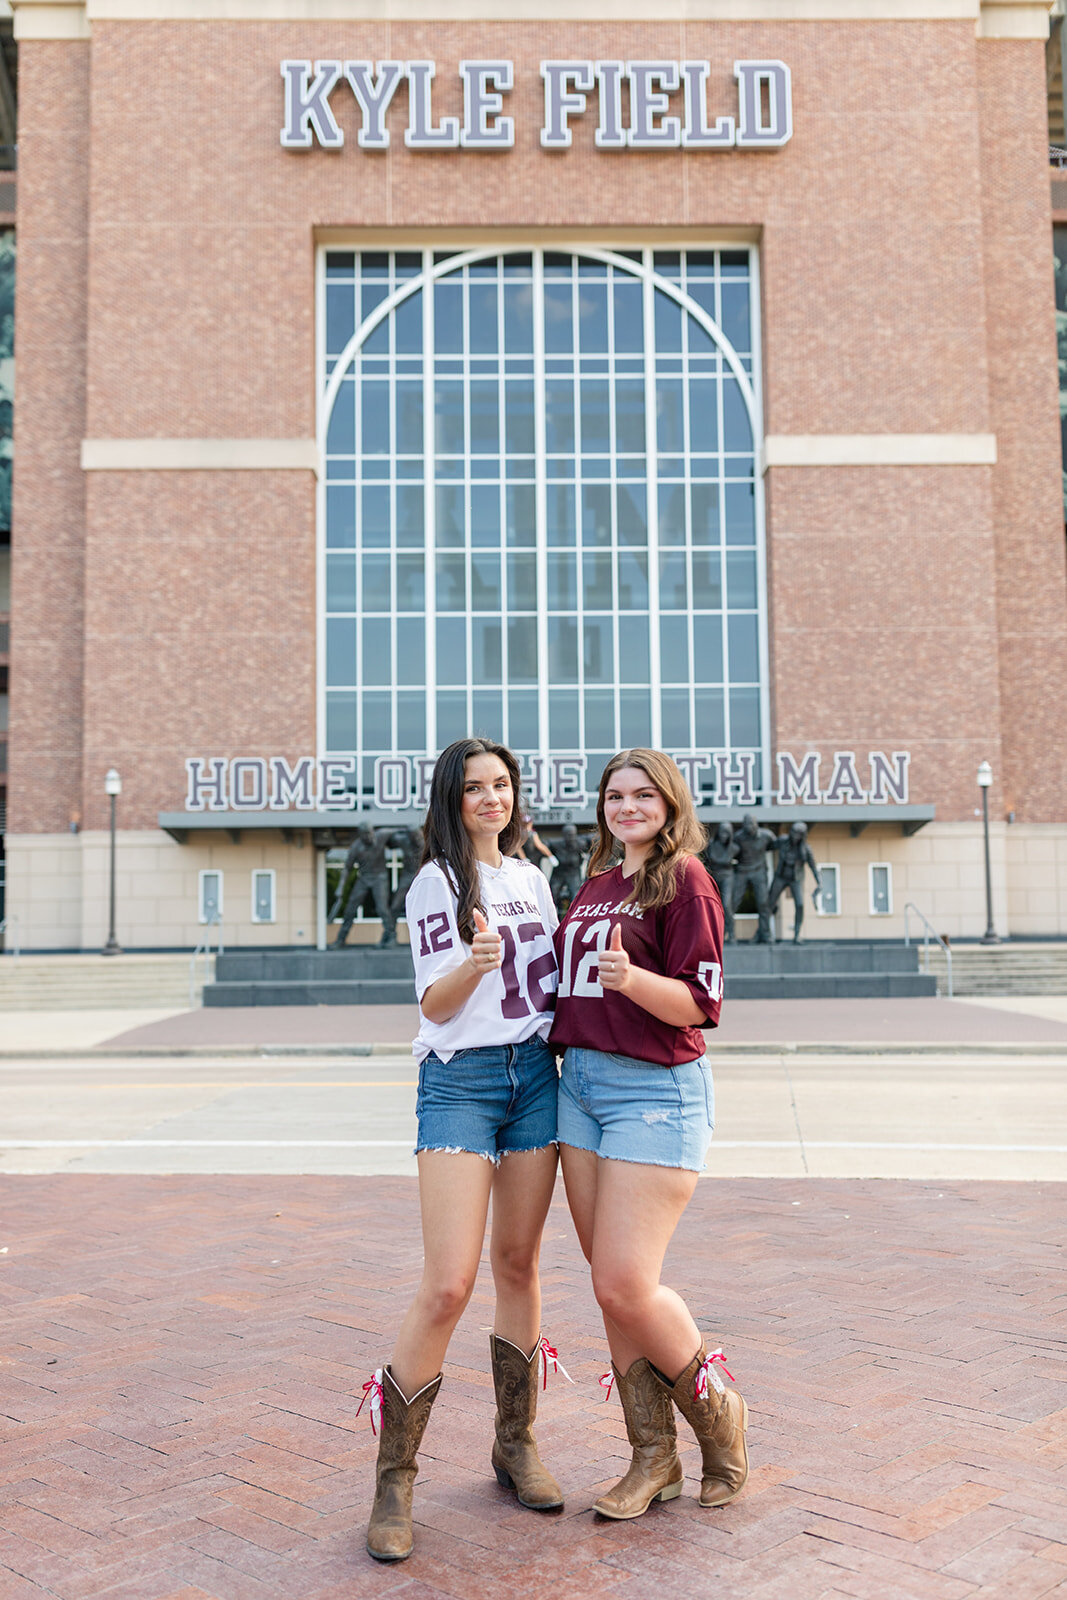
[{"x1": 586, "y1": 748, "x2": 707, "y2": 912}]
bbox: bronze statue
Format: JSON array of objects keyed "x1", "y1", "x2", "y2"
[
  {"x1": 768, "y1": 821, "x2": 822, "y2": 943},
  {"x1": 702, "y1": 821, "x2": 739, "y2": 944},
  {"x1": 732, "y1": 813, "x2": 776, "y2": 944},
  {"x1": 550, "y1": 823, "x2": 590, "y2": 912},
  {"x1": 329, "y1": 824, "x2": 396, "y2": 947},
  {"x1": 388, "y1": 826, "x2": 424, "y2": 924}
]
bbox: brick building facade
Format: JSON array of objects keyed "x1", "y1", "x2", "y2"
[{"x1": 6, "y1": 0, "x2": 1067, "y2": 951}]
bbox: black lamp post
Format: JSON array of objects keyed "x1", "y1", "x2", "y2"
[
  {"x1": 977, "y1": 760, "x2": 999, "y2": 946},
  {"x1": 102, "y1": 767, "x2": 122, "y2": 955}
]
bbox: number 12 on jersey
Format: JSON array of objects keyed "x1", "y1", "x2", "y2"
[{"x1": 557, "y1": 918, "x2": 612, "y2": 998}]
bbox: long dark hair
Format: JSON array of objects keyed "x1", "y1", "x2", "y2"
[
  {"x1": 420, "y1": 738, "x2": 524, "y2": 944},
  {"x1": 586, "y1": 748, "x2": 707, "y2": 912}
]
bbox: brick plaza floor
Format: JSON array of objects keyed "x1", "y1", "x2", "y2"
[{"x1": 1, "y1": 1174, "x2": 1064, "y2": 1599}]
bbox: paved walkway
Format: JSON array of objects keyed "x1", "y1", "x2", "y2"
[
  {"x1": 1, "y1": 1173, "x2": 1064, "y2": 1600},
  {"x1": 4, "y1": 996, "x2": 1067, "y2": 1056}
]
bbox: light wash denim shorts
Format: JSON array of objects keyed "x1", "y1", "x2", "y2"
[
  {"x1": 558, "y1": 1046, "x2": 715, "y2": 1172},
  {"x1": 415, "y1": 1034, "x2": 559, "y2": 1164}
]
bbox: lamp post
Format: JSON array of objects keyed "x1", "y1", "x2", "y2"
[
  {"x1": 976, "y1": 761, "x2": 999, "y2": 946},
  {"x1": 102, "y1": 767, "x2": 122, "y2": 956}
]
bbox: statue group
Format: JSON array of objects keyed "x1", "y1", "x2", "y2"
[
  {"x1": 328, "y1": 824, "x2": 424, "y2": 948},
  {"x1": 701, "y1": 817, "x2": 822, "y2": 943}
]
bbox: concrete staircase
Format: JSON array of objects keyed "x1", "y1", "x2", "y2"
[
  {"x1": 0, "y1": 953, "x2": 208, "y2": 1010},
  {"x1": 924, "y1": 943, "x2": 1067, "y2": 997}
]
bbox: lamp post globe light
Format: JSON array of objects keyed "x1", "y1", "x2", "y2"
[
  {"x1": 102, "y1": 767, "x2": 122, "y2": 956},
  {"x1": 976, "y1": 760, "x2": 999, "y2": 946}
]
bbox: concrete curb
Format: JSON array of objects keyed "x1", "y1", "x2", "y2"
[{"x1": 1, "y1": 1040, "x2": 1066, "y2": 1060}]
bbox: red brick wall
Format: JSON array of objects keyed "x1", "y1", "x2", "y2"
[{"x1": 8, "y1": 41, "x2": 90, "y2": 836}]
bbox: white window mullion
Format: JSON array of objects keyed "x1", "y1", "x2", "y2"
[
  {"x1": 749, "y1": 243, "x2": 771, "y2": 803},
  {"x1": 643, "y1": 249, "x2": 662, "y2": 749},
  {"x1": 716, "y1": 255, "x2": 731, "y2": 759},
  {"x1": 422, "y1": 250, "x2": 437, "y2": 756},
  {"x1": 532, "y1": 249, "x2": 550, "y2": 780},
  {"x1": 315, "y1": 243, "x2": 327, "y2": 780}
]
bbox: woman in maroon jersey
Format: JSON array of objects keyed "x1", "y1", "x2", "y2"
[{"x1": 550, "y1": 748, "x2": 748, "y2": 1520}]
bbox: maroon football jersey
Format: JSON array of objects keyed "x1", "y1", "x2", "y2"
[{"x1": 549, "y1": 855, "x2": 725, "y2": 1067}]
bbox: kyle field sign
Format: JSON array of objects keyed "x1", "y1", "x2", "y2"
[{"x1": 280, "y1": 58, "x2": 792, "y2": 152}]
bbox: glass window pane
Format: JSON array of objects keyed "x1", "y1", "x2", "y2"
[
  {"x1": 694, "y1": 686, "x2": 725, "y2": 746},
  {"x1": 327, "y1": 617, "x2": 357, "y2": 685},
  {"x1": 507, "y1": 483, "x2": 537, "y2": 546},
  {"x1": 730, "y1": 686, "x2": 760, "y2": 747},
  {"x1": 505, "y1": 381, "x2": 535, "y2": 454},
  {"x1": 473, "y1": 689, "x2": 503, "y2": 737},
  {"x1": 658, "y1": 482, "x2": 686, "y2": 546},
  {"x1": 725, "y1": 482, "x2": 755, "y2": 545},
  {"x1": 613, "y1": 279, "x2": 643, "y2": 353},
  {"x1": 362, "y1": 554, "x2": 391, "y2": 611},
  {"x1": 656, "y1": 380, "x2": 684, "y2": 454},
  {"x1": 689, "y1": 379, "x2": 718, "y2": 453},
  {"x1": 720, "y1": 281, "x2": 751, "y2": 354},
  {"x1": 507, "y1": 552, "x2": 537, "y2": 609},
  {"x1": 585, "y1": 688, "x2": 615, "y2": 747},
  {"x1": 471, "y1": 484, "x2": 500, "y2": 547},
  {"x1": 615, "y1": 379, "x2": 645, "y2": 454},
  {"x1": 437, "y1": 615, "x2": 466, "y2": 684},
  {"x1": 435, "y1": 381, "x2": 465, "y2": 454},
  {"x1": 327, "y1": 554, "x2": 356, "y2": 613},
  {"x1": 362, "y1": 381, "x2": 390, "y2": 455},
  {"x1": 470, "y1": 381, "x2": 499, "y2": 454},
  {"x1": 620, "y1": 687, "x2": 651, "y2": 746},
  {"x1": 653, "y1": 289, "x2": 682, "y2": 352},
  {"x1": 396, "y1": 484, "x2": 424, "y2": 548},
  {"x1": 327, "y1": 485, "x2": 356, "y2": 548},
  {"x1": 723, "y1": 381, "x2": 753, "y2": 452},
  {"x1": 549, "y1": 615, "x2": 579, "y2": 682},
  {"x1": 473, "y1": 618, "x2": 502, "y2": 683},
  {"x1": 396, "y1": 554, "x2": 425, "y2": 612},
  {"x1": 583, "y1": 615, "x2": 614, "y2": 683},
  {"x1": 363, "y1": 691, "x2": 391, "y2": 752},
  {"x1": 327, "y1": 283, "x2": 355, "y2": 354},
  {"x1": 436, "y1": 552, "x2": 467, "y2": 610},
  {"x1": 690, "y1": 483, "x2": 720, "y2": 544},
  {"x1": 326, "y1": 691, "x2": 357, "y2": 750},
  {"x1": 546, "y1": 380, "x2": 575, "y2": 454},
  {"x1": 580, "y1": 380, "x2": 610, "y2": 453},
  {"x1": 508, "y1": 616, "x2": 537, "y2": 683},
  {"x1": 659, "y1": 552, "x2": 688, "y2": 609},
  {"x1": 395, "y1": 381, "x2": 422, "y2": 457},
  {"x1": 471, "y1": 552, "x2": 501, "y2": 611},
  {"x1": 396, "y1": 617, "x2": 425, "y2": 686},
  {"x1": 397, "y1": 690, "x2": 426, "y2": 751},
  {"x1": 617, "y1": 484, "x2": 646, "y2": 547},
  {"x1": 547, "y1": 482, "x2": 576, "y2": 547},
  {"x1": 504, "y1": 283, "x2": 534, "y2": 352},
  {"x1": 469, "y1": 282, "x2": 499, "y2": 354},
  {"x1": 581, "y1": 482, "x2": 612, "y2": 546},
  {"x1": 618, "y1": 615, "x2": 649, "y2": 681},
  {"x1": 544, "y1": 282, "x2": 573, "y2": 354},
  {"x1": 327, "y1": 379, "x2": 355, "y2": 455},
  {"x1": 362, "y1": 617, "x2": 390, "y2": 685},
  {"x1": 361, "y1": 485, "x2": 390, "y2": 548},
  {"x1": 691, "y1": 550, "x2": 722, "y2": 609},
  {"x1": 661, "y1": 686, "x2": 690, "y2": 747},
  {"x1": 435, "y1": 484, "x2": 464, "y2": 547},
  {"x1": 583, "y1": 551, "x2": 613, "y2": 609},
  {"x1": 550, "y1": 688, "x2": 580, "y2": 747},
  {"x1": 508, "y1": 689, "x2": 539, "y2": 749},
  {"x1": 726, "y1": 549, "x2": 758, "y2": 609},
  {"x1": 434, "y1": 281, "x2": 463, "y2": 353},
  {"x1": 728, "y1": 613, "x2": 759, "y2": 681},
  {"x1": 617, "y1": 549, "x2": 648, "y2": 609},
  {"x1": 578, "y1": 283, "x2": 609, "y2": 352},
  {"x1": 548, "y1": 551, "x2": 577, "y2": 610},
  {"x1": 394, "y1": 289, "x2": 422, "y2": 355},
  {"x1": 660, "y1": 617, "x2": 689, "y2": 683},
  {"x1": 693, "y1": 614, "x2": 723, "y2": 681},
  {"x1": 437, "y1": 689, "x2": 468, "y2": 746}
]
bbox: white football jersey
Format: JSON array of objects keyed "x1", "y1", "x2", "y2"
[{"x1": 406, "y1": 855, "x2": 560, "y2": 1064}]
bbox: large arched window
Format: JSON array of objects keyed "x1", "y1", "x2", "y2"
[{"x1": 318, "y1": 245, "x2": 767, "y2": 804}]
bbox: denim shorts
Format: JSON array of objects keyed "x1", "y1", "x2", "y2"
[
  {"x1": 415, "y1": 1034, "x2": 559, "y2": 1164},
  {"x1": 558, "y1": 1046, "x2": 715, "y2": 1172}
]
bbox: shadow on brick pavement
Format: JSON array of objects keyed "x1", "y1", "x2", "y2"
[{"x1": 0, "y1": 1174, "x2": 1065, "y2": 1600}]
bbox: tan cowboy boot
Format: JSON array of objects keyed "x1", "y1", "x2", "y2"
[
  {"x1": 656, "y1": 1345, "x2": 749, "y2": 1508},
  {"x1": 489, "y1": 1335, "x2": 564, "y2": 1510},
  {"x1": 366, "y1": 1366, "x2": 442, "y2": 1562},
  {"x1": 593, "y1": 1358, "x2": 684, "y2": 1520}
]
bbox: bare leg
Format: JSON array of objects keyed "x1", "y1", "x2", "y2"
[
  {"x1": 559, "y1": 1144, "x2": 635, "y2": 1369},
  {"x1": 489, "y1": 1146, "x2": 559, "y2": 1353},
  {"x1": 390, "y1": 1150, "x2": 495, "y2": 1395}
]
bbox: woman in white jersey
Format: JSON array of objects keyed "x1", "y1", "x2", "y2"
[
  {"x1": 364, "y1": 738, "x2": 563, "y2": 1563},
  {"x1": 550, "y1": 749, "x2": 748, "y2": 1520}
]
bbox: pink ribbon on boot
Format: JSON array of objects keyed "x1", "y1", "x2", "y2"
[
  {"x1": 694, "y1": 1348, "x2": 734, "y2": 1400},
  {"x1": 356, "y1": 1367, "x2": 384, "y2": 1435}
]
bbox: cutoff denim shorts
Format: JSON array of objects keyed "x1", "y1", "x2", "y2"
[
  {"x1": 558, "y1": 1046, "x2": 715, "y2": 1172},
  {"x1": 415, "y1": 1034, "x2": 559, "y2": 1164}
]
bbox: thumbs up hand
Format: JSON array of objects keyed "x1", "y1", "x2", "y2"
[
  {"x1": 471, "y1": 907, "x2": 503, "y2": 974},
  {"x1": 598, "y1": 923, "x2": 631, "y2": 992}
]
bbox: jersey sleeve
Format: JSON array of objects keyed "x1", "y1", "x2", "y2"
[
  {"x1": 529, "y1": 858, "x2": 560, "y2": 935},
  {"x1": 661, "y1": 860, "x2": 725, "y2": 1026},
  {"x1": 404, "y1": 866, "x2": 468, "y2": 1002}
]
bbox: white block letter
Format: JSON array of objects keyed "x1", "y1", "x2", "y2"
[
  {"x1": 628, "y1": 61, "x2": 681, "y2": 148},
  {"x1": 734, "y1": 59, "x2": 792, "y2": 148},
  {"x1": 280, "y1": 59, "x2": 344, "y2": 149},
  {"x1": 344, "y1": 60, "x2": 404, "y2": 148},
  {"x1": 405, "y1": 62, "x2": 461, "y2": 149},
  {"x1": 595, "y1": 61, "x2": 626, "y2": 149},
  {"x1": 868, "y1": 751, "x2": 910, "y2": 805},
  {"x1": 681, "y1": 62, "x2": 735, "y2": 147},
  {"x1": 460, "y1": 60, "x2": 514, "y2": 147},
  {"x1": 540, "y1": 60, "x2": 594, "y2": 148},
  {"x1": 186, "y1": 757, "x2": 228, "y2": 812},
  {"x1": 776, "y1": 751, "x2": 821, "y2": 804}
]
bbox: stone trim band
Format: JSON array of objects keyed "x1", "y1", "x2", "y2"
[
  {"x1": 762, "y1": 434, "x2": 998, "y2": 469},
  {"x1": 80, "y1": 438, "x2": 321, "y2": 472}
]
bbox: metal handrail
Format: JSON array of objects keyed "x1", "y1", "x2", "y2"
[
  {"x1": 903, "y1": 903, "x2": 952, "y2": 998},
  {"x1": 0, "y1": 914, "x2": 19, "y2": 964},
  {"x1": 189, "y1": 912, "x2": 223, "y2": 1008}
]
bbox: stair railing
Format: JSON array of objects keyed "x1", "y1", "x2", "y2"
[
  {"x1": 189, "y1": 912, "x2": 223, "y2": 1009},
  {"x1": 903, "y1": 903, "x2": 952, "y2": 998},
  {"x1": 0, "y1": 914, "x2": 19, "y2": 964}
]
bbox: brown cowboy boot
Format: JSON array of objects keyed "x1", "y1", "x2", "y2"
[
  {"x1": 593, "y1": 1358, "x2": 684, "y2": 1520},
  {"x1": 366, "y1": 1366, "x2": 442, "y2": 1562},
  {"x1": 656, "y1": 1345, "x2": 748, "y2": 1508},
  {"x1": 489, "y1": 1335, "x2": 564, "y2": 1510}
]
